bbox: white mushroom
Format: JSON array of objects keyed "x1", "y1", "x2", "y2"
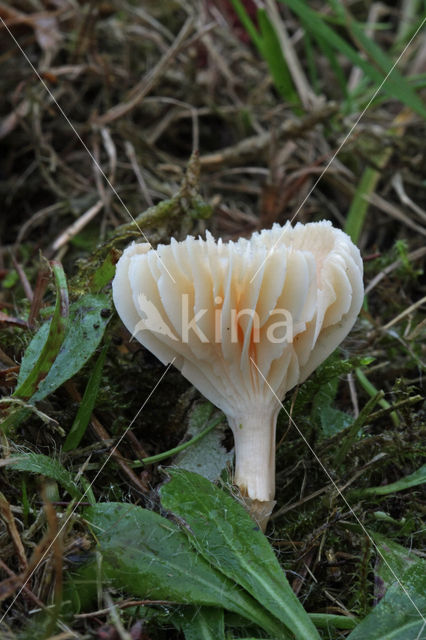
[{"x1": 112, "y1": 221, "x2": 364, "y2": 529}]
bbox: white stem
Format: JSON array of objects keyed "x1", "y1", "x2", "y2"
[{"x1": 227, "y1": 407, "x2": 278, "y2": 503}]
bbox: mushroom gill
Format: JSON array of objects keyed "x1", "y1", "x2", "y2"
[{"x1": 112, "y1": 220, "x2": 364, "y2": 529}]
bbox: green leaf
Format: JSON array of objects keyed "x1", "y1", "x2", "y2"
[
  {"x1": 355, "y1": 464, "x2": 426, "y2": 497},
  {"x1": 334, "y1": 390, "x2": 383, "y2": 468},
  {"x1": 311, "y1": 375, "x2": 352, "y2": 438},
  {"x1": 257, "y1": 9, "x2": 300, "y2": 106},
  {"x1": 174, "y1": 403, "x2": 233, "y2": 482},
  {"x1": 18, "y1": 294, "x2": 111, "y2": 403},
  {"x1": 14, "y1": 262, "x2": 69, "y2": 401},
  {"x1": 84, "y1": 502, "x2": 288, "y2": 639},
  {"x1": 63, "y1": 341, "x2": 109, "y2": 451},
  {"x1": 346, "y1": 562, "x2": 426, "y2": 640},
  {"x1": 89, "y1": 249, "x2": 120, "y2": 293},
  {"x1": 288, "y1": 352, "x2": 357, "y2": 416},
  {"x1": 279, "y1": 0, "x2": 426, "y2": 118},
  {"x1": 229, "y1": 0, "x2": 263, "y2": 49},
  {"x1": 355, "y1": 368, "x2": 399, "y2": 427},
  {"x1": 3, "y1": 270, "x2": 19, "y2": 288},
  {"x1": 160, "y1": 469, "x2": 320, "y2": 640},
  {"x1": 371, "y1": 532, "x2": 426, "y2": 595},
  {"x1": 175, "y1": 607, "x2": 225, "y2": 640},
  {"x1": 8, "y1": 453, "x2": 85, "y2": 501},
  {"x1": 308, "y1": 613, "x2": 357, "y2": 630},
  {"x1": 228, "y1": 0, "x2": 300, "y2": 110}
]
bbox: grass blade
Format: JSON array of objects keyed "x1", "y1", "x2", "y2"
[
  {"x1": 354, "y1": 464, "x2": 426, "y2": 497},
  {"x1": 229, "y1": 0, "x2": 300, "y2": 108},
  {"x1": 257, "y1": 9, "x2": 301, "y2": 106},
  {"x1": 279, "y1": 0, "x2": 426, "y2": 117},
  {"x1": 63, "y1": 340, "x2": 109, "y2": 451}
]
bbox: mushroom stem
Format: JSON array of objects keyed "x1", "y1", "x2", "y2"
[{"x1": 228, "y1": 407, "x2": 278, "y2": 530}]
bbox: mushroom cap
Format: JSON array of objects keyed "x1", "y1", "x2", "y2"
[{"x1": 112, "y1": 221, "x2": 363, "y2": 419}]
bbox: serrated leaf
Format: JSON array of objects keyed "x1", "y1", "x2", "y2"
[
  {"x1": 84, "y1": 502, "x2": 288, "y2": 639},
  {"x1": 160, "y1": 469, "x2": 320, "y2": 640},
  {"x1": 8, "y1": 453, "x2": 85, "y2": 501}
]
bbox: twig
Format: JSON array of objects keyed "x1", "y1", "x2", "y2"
[
  {"x1": 367, "y1": 192, "x2": 426, "y2": 237},
  {"x1": 9, "y1": 252, "x2": 33, "y2": 302},
  {"x1": 200, "y1": 103, "x2": 338, "y2": 167},
  {"x1": 0, "y1": 492, "x2": 27, "y2": 571},
  {"x1": 103, "y1": 592, "x2": 133, "y2": 640},
  {"x1": 264, "y1": 0, "x2": 319, "y2": 108},
  {"x1": 271, "y1": 485, "x2": 329, "y2": 519},
  {"x1": 124, "y1": 141, "x2": 153, "y2": 207},
  {"x1": 94, "y1": 18, "x2": 194, "y2": 125},
  {"x1": 382, "y1": 295, "x2": 426, "y2": 331},
  {"x1": 0, "y1": 558, "x2": 44, "y2": 609},
  {"x1": 50, "y1": 200, "x2": 104, "y2": 254},
  {"x1": 75, "y1": 599, "x2": 176, "y2": 619},
  {"x1": 365, "y1": 246, "x2": 426, "y2": 295}
]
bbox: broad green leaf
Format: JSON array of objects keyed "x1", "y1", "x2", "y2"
[
  {"x1": 7, "y1": 453, "x2": 94, "y2": 502},
  {"x1": 371, "y1": 532, "x2": 426, "y2": 596},
  {"x1": 356, "y1": 464, "x2": 426, "y2": 496},
  {"x1": 175, "y1": 607, "x2": 225, "y2": 640},
  {"x1": 84, "y1": 502, "x2": 289, "y2": 639},
  {"x1": 160, "y1": 469, "x2": 320, "y2": 640},
  {"x1": 346, "y1": 562, "x2": 426, "y2": 640},
  {"x1": 16, "y1": 322, "x2": 50, "y2": 388},
  {"x1": 175, "y1": 403, "x2": 233, "y2": 481},
  {"x1": 63, "y1": 341, "x2": 109, "y2": 451},
  {"x1": 18, "y1": 294, "x2": 111, "y2": 403},
  {"x1": 14, "y1": 262, "x2": 68, "y2": 401}
]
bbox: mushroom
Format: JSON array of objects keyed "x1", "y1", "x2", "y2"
[{"x1": 112, "y1": 221, "x2": 364, "y2": 529}]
